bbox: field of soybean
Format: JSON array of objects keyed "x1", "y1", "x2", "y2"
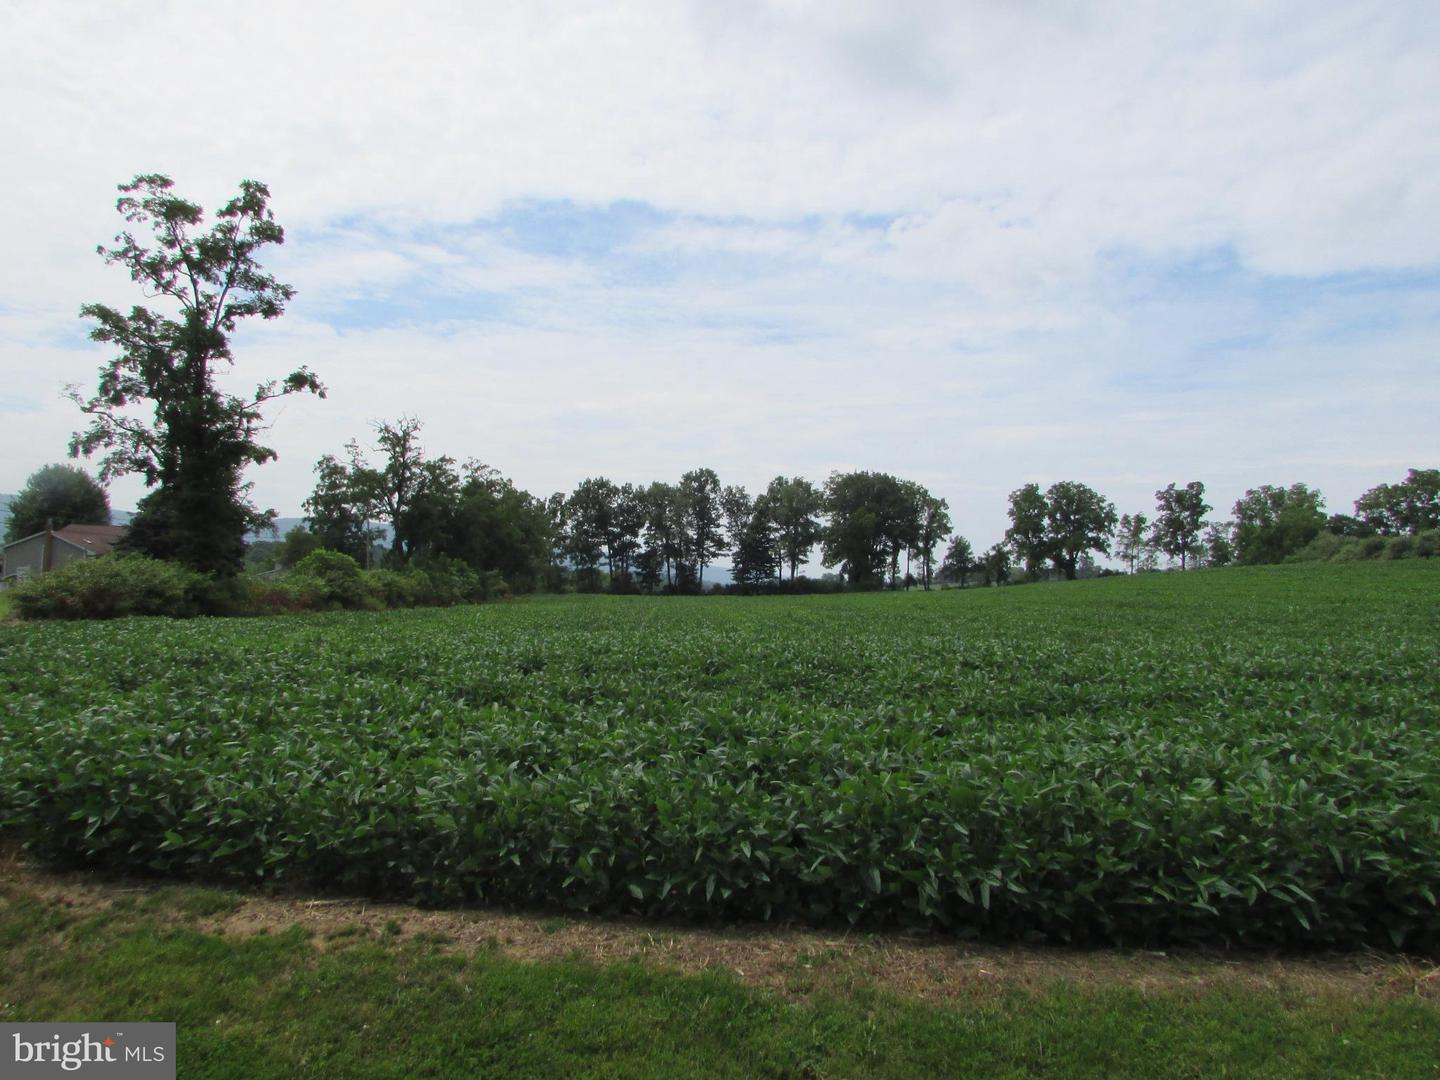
[{"x1": 2, "y1": 561, "x2": 1437, "y2": 951}]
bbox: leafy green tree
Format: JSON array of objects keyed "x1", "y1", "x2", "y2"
[
  {"x1": 981, "y1": 542, "x2": 1011, "y2": 585},
  {"x1": 400, "y1": 456, "x2": 465, "y2": 563},
  {"x1": 731, "y1": 504, "x2": 780, "y2": 588},
  {"x1": 641, "y1": 482, "x2": 684, "y2": 590},
  {"x1": 1232, "y1": 484, "x2": 1327, "y2": 564},
  {"x1": 939, "y1": 534, "x2": 974, "y2": 586},
  {"x1": 634, "y1": 545, "x2": 664, "y2": 593},
  {"x1": 1354, "y1": 469, "x2": 1440, "y2": 535},
  {"x1": 560, "y1": 480, "x2": 607, "y2": 591},
  {"x1": 609, "y1": 483, "x2": 647, "y2": 586},
  {"x1": 1325, "y1": 513, "x2": 1373, "y2": 539},
  {"x1": 561, "y1": 477, "x2": 643, "y2": 591},
  {"x1": 303, "y1": 454, "x2": 375, "y2": 562},
  {"x1": 1004, "y1": 483, "x2": 1051, "y2": 578},
  {"x1": 348, "y1": 417, "x2": 427, "y2": 565},
  {"x1": 764, "y1": 476, "x2": 823, "y2": 581},
  {"x1": 277, "y1": 525, "x2": 321, "y2": 568},
  {"x1": 544, "y1": 491, "x2": 571, "y2": 590},
  {"x1": 718, "y1": 484, "x2": 781, "y2": 588},
  {"x1": 1395, "y1": 468, "x2": 1438, "y2": 531},
  {"x1": 1115, "y1": 513, "x2": 1148, "y2": 574},
  {"x1": 821, "y1": 471, "x2": 910, "y2": 588},
  {"x1": 1043, "y1": 481, "x2": 1117, "y2": 580},
  {"x1": 1150, "y1": 482, "x2": 1210, "y2": 569},
  {"x1": 566, "y1": 478, "x2": 618, "y2": 586},
  {"x1": 911, "y1": 494, "x2": 951, "y2": 590},
  {"x1": 720, "y1": 484, "x2": 754, "y2": 556},
  {"x1": 1203, "y1": 521, "x2": 1235, "y2": 567},
  {"x1": 69, "y1": 174, "x2": 322, "y2": 576},
  {"x1": 4, "y1": 464, "x2": 111, "y2": 542},
  {"x1": 444, "y1": 465, "x2": 552, "y2": 592},
  {"x1": 678, "y1": 468, "x2": 725, "y2": 589}
]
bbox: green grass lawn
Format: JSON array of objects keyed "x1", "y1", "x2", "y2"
[{"x1": 3, "y1": 878, "x2": 1437, "y2": 1079}]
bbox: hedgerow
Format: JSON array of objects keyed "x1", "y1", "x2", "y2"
[
  {"x1": 1, "y1": 563, "x2": 1437, "y2": 950},
  {"x1": 10, "y1": 554, "x2": 210, "y2": 619}
]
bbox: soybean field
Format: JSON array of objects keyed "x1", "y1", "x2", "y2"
[{"x1": 2, "y1": 562, "x2": 1437, "y2": 951}]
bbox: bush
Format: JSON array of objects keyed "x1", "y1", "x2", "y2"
[
  {"x1": 1290, "y1": 531, "x2": 1353, "y2": 563},
  {"x1": 408, "y1": 555, "x2": 482, "y2": 606},
  {"x1": 1385, "y1": 535, "x2": 1414, "y2": 560},
  {"x1": 284, "y1": 550, "x2": 379, "y2": 611},
  {"x1": 12, "y1": 554, "x2": 209, "y2": 619},
  {"x1": 365, "y1": 568, "x2": 429, "y2": 609}
]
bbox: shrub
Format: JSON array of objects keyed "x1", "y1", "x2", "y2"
[
  {"x1": 1385, "y1": 535, "x2": 1414, "y2": 560},
  {"x1": 365, "y1": 568, "x2": 428, "y2": 608},
  {"x1": 1358, "y1": 535, "x2": 1388, "y2": 559},
  {"x1": 409, "y1": 555, "x2": 483, "y2": 606},
  {"x1": 285, "y1": 549, "x2": 378, "y2": 611},
  {"x1": 1290, "y1": 532, "x2": 1352, "y2": 563},
  {"x1": 12, "y1": 554, "x2": 208, "y2": 619}
]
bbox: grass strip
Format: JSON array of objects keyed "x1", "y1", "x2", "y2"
[{"x1": 2, "y1": 881, "x2": 1437, "y2": 1079}]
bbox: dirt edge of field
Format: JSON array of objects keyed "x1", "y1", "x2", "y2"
[{"x1": 4, "y1": 849, "x2": 1436, "y2": 1005}]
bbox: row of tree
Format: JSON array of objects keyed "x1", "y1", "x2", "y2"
[
  {"x1": 287, "y1": 419, "x2": 1440, "y2": 595},
  {"x1": 967, "y1": 469, "x2": 1439, "y2": 585},
  {"x1": 294, "y1": 420, "x2": 956, "y2": 592}
]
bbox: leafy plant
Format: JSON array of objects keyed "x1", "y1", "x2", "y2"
[{"x1": 2, "y1": 562, "x2": 1437, "y2": 950}]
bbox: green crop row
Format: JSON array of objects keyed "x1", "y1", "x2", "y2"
[{"x1": 2, "y1": 563, "x2": 1438, "y2": 950}]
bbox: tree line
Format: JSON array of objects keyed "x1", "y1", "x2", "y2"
[
  {"x1": 286, "y1": 418, "x2": 955, "y2": 594},
  {"x1": 261, "y1": 422, "x2": 1437, "y2": 595}
]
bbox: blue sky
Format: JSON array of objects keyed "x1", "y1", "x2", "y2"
[{"x1": 2, "y1": 1, "x2": 1437, "y2": 556}]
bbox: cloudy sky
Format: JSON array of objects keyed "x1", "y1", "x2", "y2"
[{"x1": 2, "y1": 0, "x2": 1437, "y2": 554}]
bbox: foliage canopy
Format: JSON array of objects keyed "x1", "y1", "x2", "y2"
[{"x1": 70, "y1": 174, "x2": 322, "y2": 576}]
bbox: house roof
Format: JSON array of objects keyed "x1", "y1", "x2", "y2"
[{"x1": 54, "y1": 524, "x2": 128, "y2": 556}]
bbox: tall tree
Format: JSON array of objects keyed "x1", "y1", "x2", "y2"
[
  {"x1": 731, "y1": 503, "x2": 780, "y2": 588},
  {"x1": 303, "y1": 454, "x2": 374, "y2": 562},
  {"x1": 1203, "y1": 521, "x2": 1235, "y2": 567},
  {"x1": 1043, "y1": 481, "x2": 1117, "y2": 580},
  {"x1": 69, "y1": 174, "x2": 322, "y2": 576},
  {"x1": 764, "y1": 475, "x2": 824, "y2": 581},
  {"x1": 1004, "y1": 483, "x2": 1051, "y2": 578},
  {"x1": 350, "y1": 417, "x2": 428, "y2": 565},
  {"x1": 641, "y1": 481, "x2": 684, "y2": 589},
  {"x1": 1232, "y1": 484, "x2": 1327, "y2": 565},
  {"x1": 1150, "y1": 482, "x2": 1210, "y2": 569},
  {"x1": 4, "y1": 464, "x2": 111, "y2": 542},
  {"x1": 678, "y1": 467, "x2": 725, "y2": 589},
  {"x1": 981, "y1": 543, "x2": 1011, "y2": 586},
  {"x1": 911, "y1": 494, "x2": 951, "y2": 590},
  {"x1": 720, "y1": 484, "x2": 754, "y2": 555},
  {"x1": 610, "y1": 483, "x2": 647, "y2": 584},
  {"x1": 821, "y1": 471, "x2": 909, "y2": 588},
  {"x1": 1354, "y1": 469, "x2": 1440, "y2": 535},
  {"x1": 444, "y1": 464, "x2": 552, "y2": 591},
  {"x1": 939, "y1": 534, "x2": 974, "y2": 586},
  {"x1": 886, "y1": 480, "x2": 928, "y2": 587},
  {"x1": 567, "y1": 477, "x2": 618, "y2": 584},
  {"x1": 1115, "y1": 512, "x2": 1149, "y2": 574}
]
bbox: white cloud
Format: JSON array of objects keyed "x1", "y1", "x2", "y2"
[{"x1": 2, "y1": 0, "x2": 1438, "y2": 550}]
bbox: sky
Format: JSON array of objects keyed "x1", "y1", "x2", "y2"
[{"x1": 2, "y1": 0, "x2": 1437, "y2": 558}]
